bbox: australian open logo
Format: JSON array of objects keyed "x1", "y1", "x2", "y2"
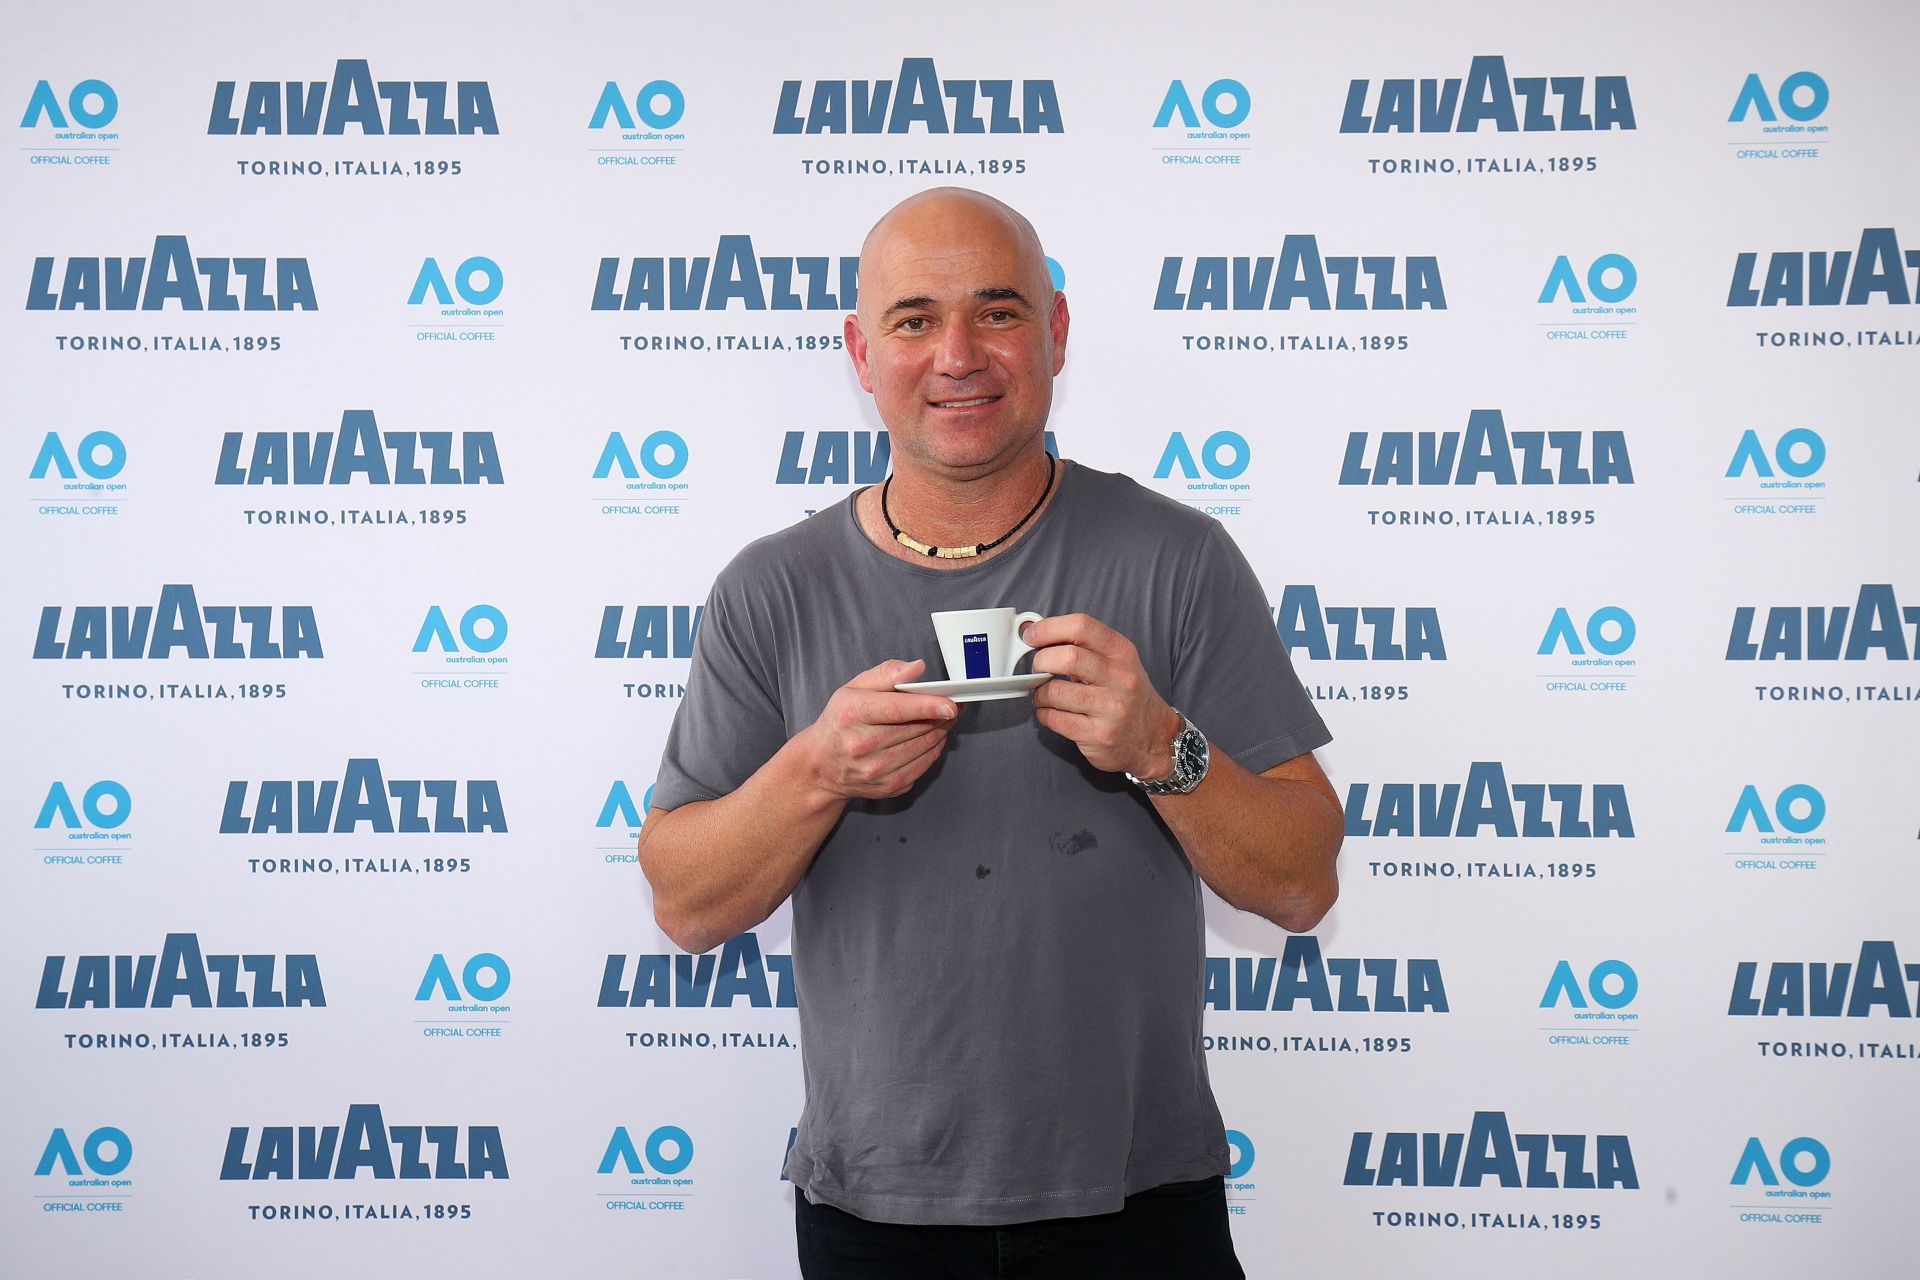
[
  {"x1": 1154, "y1": 431, "x2": 1252, "y2": 517},
  {"x1": 599, "y1": 1125, "x2": 695, "y2": 1211},
  {"x1": 416, "y1": 952, "x2": 511, "y2": 1041},
  {"x1": 1726, "y1": 783, "x2": 1828, "y2": 874},
  {"x1": 1540, "y1": 959, "x2": 1640, "y2": 1048},
  {"x1": 596, "y1": 781, "x2": 653, "y2": 868},
  {"x1": 20, "y1": 78, "x2": 119, "y2": 167},
  {"x1": 37, "y1": 1126, "x2": 134, "y2": 1212},
  {"x1": 1726, "y1": 427, "x2": 1826, "y2": 518},
  {"x1": 36, "y1": 780, "x2": 133, "y2": 869},
  {"x1": 1729, "y1": 71, "x2": 1830, "y2": 161},
  {"x1": 414, "y1": 604, "x2": 509, "y2": 693},
  {"x1": 1538, "y1": 253, "x2": 1637, "y2": 343},
  {"x1": 408, "y1": 255, "x2": 503, "y2": 343},
  {"x1": 1152, "y1": 78, "x2": 1251, "y2": 168},
  {"x1": 590, "y1": 79, "x2": 685, "y2": 169},
  {"x1": 1731, "y1": 1137, "x2": 1832, "y2": 1226},
  {"x1": 595, "y1": 430, "x2": 690, "y2": 519},
  {"x1": 1537, "y1": 605, "x2": 1636, "y2": 696},
  {"x1": 30, "y1": 430, "x2": 128, "y2": 519}
]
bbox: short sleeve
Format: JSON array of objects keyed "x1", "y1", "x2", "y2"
[
  {"x1": 1170, "y1": 521, "x2": 1332, "y2": 775},
  {"x1": 649, "y1": 570, "x2": 791, "y2": 812}
]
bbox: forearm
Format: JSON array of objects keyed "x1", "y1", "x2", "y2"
[
  {"x1": 638, "y1": 730, "x2": 846, "y2": 955},
  {"x1": 1151, "y1": 750, "x2": 1344, "y2": 932}
]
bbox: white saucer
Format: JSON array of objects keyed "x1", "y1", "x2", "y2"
[{"x1": 897, "y1": 672, "x2": 1053, "y2": 703}]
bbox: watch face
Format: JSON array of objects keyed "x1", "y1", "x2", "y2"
[{"x1": 1174, "y1": 726, "x2": 1208, "y2": 783}]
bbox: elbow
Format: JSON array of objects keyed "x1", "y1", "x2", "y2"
[
  {"x1": 653, "y1": 903, "x2": 721, "y2": 957},
  {"x1": 1271, "y1": 881, "x2": 1338, "y2": 934},
  {"x1": 1268, "y1": 828, "x2": 1343, "y2": 934}
]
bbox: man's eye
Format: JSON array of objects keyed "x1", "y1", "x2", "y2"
[{"x1": 899, "y1": 317, "x2": 929, "y2": 332}]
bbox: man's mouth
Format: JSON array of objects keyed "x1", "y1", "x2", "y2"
[{"x1": 929, "y1": 396, "x2": 1001, "y2": 408}]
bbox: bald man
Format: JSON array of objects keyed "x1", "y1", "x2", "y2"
[{"x1": 641, "y1": 188, "x2": 1342, "y2": 1278}]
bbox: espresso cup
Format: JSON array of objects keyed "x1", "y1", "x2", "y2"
[{"x1": 931, "y1": 608, "x2": 1044, "y2": 681}]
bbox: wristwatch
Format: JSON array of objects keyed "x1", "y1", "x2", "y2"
[{"x1": 1127, "y1": 709, "x2": 1210, "y2": 795}]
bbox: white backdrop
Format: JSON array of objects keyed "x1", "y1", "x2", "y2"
[{"x1": 5, "y1": 2, "x2": 1917, "y2": 1276}]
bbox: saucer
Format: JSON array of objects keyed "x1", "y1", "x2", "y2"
[{"x1": 897, "y1": 672, "x2": 1053, "y2": 703}]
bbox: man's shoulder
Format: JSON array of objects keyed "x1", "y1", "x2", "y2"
[
  {"x1": 709, "y1": 494, "x2": 861, "y2": 596},
  {"x1": 1063, "y1": 462, "x2": 1230, "y2": 548}
]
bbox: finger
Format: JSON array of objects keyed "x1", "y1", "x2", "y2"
[
  {"x1": 1033, "y1": 705, "x2": 1095, "y2": 742},
  {"x1": 1032, "y1": 677, "x2": 1103, "y2": 715},
  {"x1": 1029, "y1": 644, "x2": 1116, "y2": 687},
  {"x1": 1021, "y1": 613, "x2": 1123, "y2": 656},
  {"x1": 854, "y1": 718, "x2": 953, "y2": 754},
  {"x1": 846, "y1": 657, "x2": 926, "y2": 692},
  {"x1": 853, "y1": 690, "x2": 958, "y2": 725},
  {"x1": 867, "y1": 725, "x2": 951, "y2": 784}
]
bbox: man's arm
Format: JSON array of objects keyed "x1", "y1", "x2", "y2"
[
  {"x1": 639, "y1": 658, "x2": 958, "y2": 955},
  {"x1": 1025, "y1": 614, "x2": 1343, "y2": 933}
]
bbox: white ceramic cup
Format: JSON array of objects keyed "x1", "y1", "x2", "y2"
[{"x1": 930, "y1": 608, "x2": 1044, "y2": 682}]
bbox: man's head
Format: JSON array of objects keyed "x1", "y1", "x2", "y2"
[{"x1": 846, "y1": 187, "x2": 1068, "y2": 480}]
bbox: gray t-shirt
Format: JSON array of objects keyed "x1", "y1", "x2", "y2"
[{"x1": 652, "y1": 462, "x2": 1330, "y2": 1226}]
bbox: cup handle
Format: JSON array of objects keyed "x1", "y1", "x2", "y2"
[{"x1": 1007, "y1": 611, "x2": 1045, "y2": 672}]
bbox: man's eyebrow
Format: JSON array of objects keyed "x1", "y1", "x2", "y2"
[
  {"x1": 881, "y1": 295, "x2": 937, "y2": 319},
  {"x1": 879, "y1": 287, "x2": 1036, "y2": 320}
]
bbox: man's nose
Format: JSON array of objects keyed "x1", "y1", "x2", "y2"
[{"x1": 936, "y1": 321, "x2": 987, "y2": 378}]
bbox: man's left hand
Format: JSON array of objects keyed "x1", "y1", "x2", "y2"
[{"x1": 1023, "y1": 613, "x2": 1181, "y2": 781}]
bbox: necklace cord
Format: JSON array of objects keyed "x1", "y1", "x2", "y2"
[{"x1": 881, "y1": 453, "x2": 1057, "y2": 559}]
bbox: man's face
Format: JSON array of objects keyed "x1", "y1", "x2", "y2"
[{"x1": 846, "y1": 199, "x2": 1068, "y2": 478}]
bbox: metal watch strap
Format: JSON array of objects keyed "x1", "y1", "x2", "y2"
[{"x1": 1127, "y1": 710, "x2": 1209, "y2": 795}]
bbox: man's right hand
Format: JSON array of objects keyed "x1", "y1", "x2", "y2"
[{"x1": 797, "y1": 658, "x2": 959, "y2": 801}]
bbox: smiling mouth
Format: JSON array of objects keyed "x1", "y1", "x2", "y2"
[{"x1": 929, "y1": 396, "x2": 1001, "y2": 408}]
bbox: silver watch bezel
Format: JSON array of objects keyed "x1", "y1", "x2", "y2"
[{"x1": 1128, "y1": 712, "x2": 1209, "y2": 795}]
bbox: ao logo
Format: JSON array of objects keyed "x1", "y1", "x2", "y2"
[
  {"x1": 21, "y1": 80, "x2": 117, "y2": 129},
  {"x1": 1730, "y1": 73, "x2": 1828, "y2": 123},
  {"x1": 1727, "y1": 428, "x2": 1824, "y2": 479},
  {"x1": 37, "y1": 1127, "x2": 130, "y2": 1176},
  {"x1": 409, "y1": 257, "x2": 503, "y2": 306},
  {"x1": 590, "y1": 80, "x2": 685, "y2": 130},
  {"x1": 1727, "y1": 784, "x2": 1824, "y2": 834},
  {"x1": 1154, "y1": 79, "x2": 1250, "y2": 129},
  {"x1": 596, "y1": 431, "x2": 688, "y2": 480},
  {"x1": 1538, "y1": 607, "x2": 1635, "y2": 656},
  {"x1": 1046, "y1": 257, "x2": 1065, "y2": 291},
  {"x1": 598, "y1": 781, "x2": 654, "y2": 828},
  {"x1": 31, "y1": 431, "x2": 125, "y2": 480},
  {"x1": 1539, "y1": 254, "x2": 1637, "y2": 304},
  {"x1": 416, "y1": 953, "x2": 510, "y2": 1002},
  {"x1": 600, "y1": 1126, "x2": 692, "y2": 1175},
  {"x1": 1732, "y1": 1137, "x2": 1829, "y2": 1187},
  {"x1": 413, "y1": 605, "x2": 507, "y2": 654},
  {"x1": 1226, "y1": 1130, "x2": 1255, "y2": 1179},
  {"x1": 36, "y1": 781, "x2": 130, "y2": 830},
  {"x1": 1540, "y1": 960, "x2": 1638, "y2": 1010},
  {"x1": 1155, "y1": 431, "x2": 1250, "y2": 480}
]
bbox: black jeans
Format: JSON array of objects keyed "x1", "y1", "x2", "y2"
[{"x1": 795, "y1": 1176, "x2": 1247, "y2": 1280}]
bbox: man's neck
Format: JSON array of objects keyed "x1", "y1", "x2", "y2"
[{"x1": 857, "y1": 447, "x2": 1062, "y2": 569}]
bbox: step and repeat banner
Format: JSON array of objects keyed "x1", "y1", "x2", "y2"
[{"x1": 4, "y1": 2, "x2": 1915, "y2": 1276}]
